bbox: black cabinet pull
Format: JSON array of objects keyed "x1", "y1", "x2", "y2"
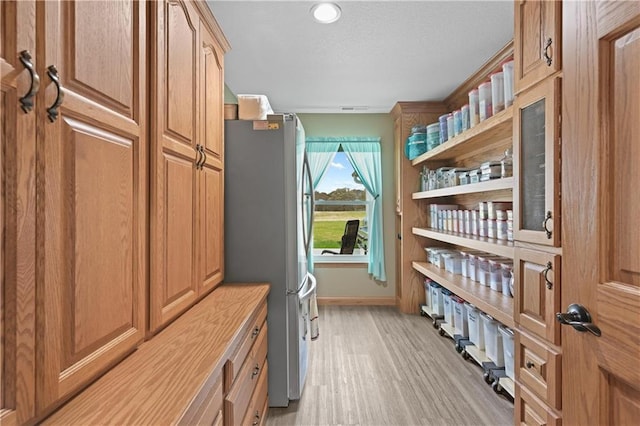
[
  {"x1": 199, "y1": 145, "x2": 207, "y2": 168},
  {"x1": 195, "y1": 144, "x2": 204, "y2": 169},
  {"x1": 543, "y1": 38, "x2": 553, "y2": 66},
  {"x1": 46, "y1": 65, "x2": 64, "y2": 122},
  {"x1": 542, "y1": 262, "x2": 553, "y2": 290},
  {"x1": 18, "y1": 50, "x2": 40, "y2": 113},
  {"x1": 252, "y1": 326, "x2": 260, "y2": 337}
]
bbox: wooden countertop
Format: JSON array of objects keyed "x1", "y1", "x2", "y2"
[{"x1": 43, "y1": 283, "x2": 270, "y2": 425}]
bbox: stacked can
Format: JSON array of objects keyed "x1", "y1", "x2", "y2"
[{"x1": 506, "y1": 210, "x2": 514, "y2": 241}]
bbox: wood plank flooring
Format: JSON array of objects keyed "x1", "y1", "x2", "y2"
[{"x1": 267, "y1": 306, "x2": 513, "y2": 425}]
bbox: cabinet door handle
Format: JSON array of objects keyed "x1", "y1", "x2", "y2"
[
  {"x1": 199, "y1": 145, "x2": 207, "y2": 168},
  {"x1": 252, "y1": 326, "x2": 260, "y2": 337},
  {"x1": 46, "y1": 65, "x2": 64, "y2": 122},
  {"x1": 18, "y1": 50, "x2": 40, "y2": 113},
  {"x1": 542, "y1": 261, "x2": 553, "y2": 290},
  {"x1": 252, "y1": 410, "x2": 260, "y2": 426},
  {"x1": 543, "y1": 37, "x2": 553, "y2": 66},
  {"x1": 195, "y1": 144, "x2": 202, "y2": 169},
  {"x1": 252, "y1": 364, "x2": 260, "y2": 378},
  {"x1": 526, "y1": 361, "x2": 535, "y2": 369},
  {"x1": 542, "y1": 211, "x2": 552, "y2": 239}
]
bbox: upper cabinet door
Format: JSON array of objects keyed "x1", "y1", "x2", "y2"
[
  {"x1": 1, "y1": 1, "x2": 37, "y2": 424},
  {"x1": 38, "y1": 0, "x2": 147, "y2": 412},
  {"x1": 513, "y1": 77, "x2": 561, "y2": 247},
  {"x1": 514, "y1": 0, "x2": 562, "y2": 94},
  {"x1": 197, "y1": 21, "x2": 224, "y2": 295},
  {"x1": 149, "y1": 0, "x2": 201, "y2": 332},
  {"x1": 200, "y1": 21, "x2": 224, "y2": 163}
]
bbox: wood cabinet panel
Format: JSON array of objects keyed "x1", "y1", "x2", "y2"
[
  {"x1": 514, "y1": 247, "x2": 561, "y2": 345},
  {"x1": 200, "y1": 21, "x2": 224, "y2": 162},
  {"x1": 150, "y1": 0, "x2": 201, "y2": 333},
  {"x1": 199, "y1": 162, "x2": 223, "y2": 294},
  {"x1": 68, "y1": 0, "x2": 134, "y2": 115},
  {"x1": 515, "y1": 383, "x2": 562, "y2": 426},
  {"x1": 514, "y1": 0, "x2": 562, "y2": 94},
  {"x1": 166, "y1": 0, "x2": 197, "y2": 142},
  {"x1": 1, "y1": 3, "x2": 37, "y2": 423},
  {"x1": 516, "y1": 329, "x2": 562, "y2": 411},
  {"x1": 38, "y1": 0, "x2": 146, "y2": 411}
]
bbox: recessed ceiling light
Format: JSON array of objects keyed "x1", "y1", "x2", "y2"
[{"x1": 310, "y1": 3, "x2": 341, "y2": 24}]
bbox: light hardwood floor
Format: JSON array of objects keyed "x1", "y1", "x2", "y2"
[{"x1": 267, "y1": 306, "x2": 513, "y2": 426}]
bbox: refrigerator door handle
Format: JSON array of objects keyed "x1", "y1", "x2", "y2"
[
  {"x1": 298, "y1": 273, "x2": 316, "y2": 303},
  {"x1": 303, "y1": 153, "x2": 314, "y2": 256}
]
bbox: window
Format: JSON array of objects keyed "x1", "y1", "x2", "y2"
[
  {"x1": 313, "y1": 151, "x2": 370, "y2": 263},
  {"x1": 306, "y1": 137, "x2": 386, "y2": 281}
]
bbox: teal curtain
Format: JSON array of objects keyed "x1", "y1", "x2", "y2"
[
  {"x1": 341, "y1": 139, "x2": 386, "y2": 282},
  {"x1": 305, "y1": 140, "x2": 341, "y2": 273}
]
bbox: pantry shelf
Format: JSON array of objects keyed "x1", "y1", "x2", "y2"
[
  {"x1": 413, "y1": 177, "x2": 514, "y2": 199},
  {"x1": 413, "y1": 227, "x2": 515, "y2": 258},
  {"x1": 411, "y1": 106, "x2": 513, "y2": 165},
  {"x1": 413, "y1": 261, "x2": 515, "y2": 328}
]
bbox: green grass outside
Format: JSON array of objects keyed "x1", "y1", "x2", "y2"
[{"x1": 313, "y1": 211, "x2": 365, "y2": 249}]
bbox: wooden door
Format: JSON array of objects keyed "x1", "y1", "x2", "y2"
[
  {"x1": 38, "y1": 0, "x2": 147, "y2": 411},
  {"x1": 150, "y1": 0, "x2": 200, "y2": 332},
  {"x1": 562, "y1": 1, "x2": 640, "y2": 424},
  {"x1": 514, "y1": 0, "x2": 562, "y2": 94},
  {"x1": 197, "y1": 22, "x2": 224, "y2": 295},
  {"x1": 1, "y1": 1, "x2": 37, "y2": 423}
]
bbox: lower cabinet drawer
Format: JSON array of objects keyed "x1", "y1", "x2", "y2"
[
  {"x1": 242, "y1": 361, "x2": 268, "y2": 426},
  {"x1": 516, "y1": 329, "x2": 562, "y2": 410},
  {"x1": 224, "y1": 337, "x2": 268, "y2": 426},
  {"x1": 225, "y1": 303, "x2": 268, "y2": 392},
  {"x1": 516, "y1": 383, "x2": 562, "y2": 426}
]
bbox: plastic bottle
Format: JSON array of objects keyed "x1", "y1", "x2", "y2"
[
  {"x1": 468, "y1": 89, "x2": 479, "y2": 127},
  {"x1": 478, "y1": 81, "x2": 492, "y2": 122}
]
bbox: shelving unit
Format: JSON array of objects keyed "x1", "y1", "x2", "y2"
[
  {"x1": 413, "y1": 228, "x2": 514, "y2": 258},
  {"x1": 413, "y1": 261, "x2": 515, "y2": 328},
  {"x1": 413, "y1": 177, "x2": 514, "y2": 200},
  {"x1": 412, "y1": 107, "x2": 513, "y2": 165}
]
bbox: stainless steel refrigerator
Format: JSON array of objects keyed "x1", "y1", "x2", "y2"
[{"x1": 224, "y1": 114, "x2": 316, "y2": 407}]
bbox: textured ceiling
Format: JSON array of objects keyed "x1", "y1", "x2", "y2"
[{"x1": 207, "y1": 1, "x2": 514, "y2": 113}]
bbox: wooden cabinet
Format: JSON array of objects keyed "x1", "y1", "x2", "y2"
[
  {"x1": 513, "y1": 3, "x2": 563, "y2": 423},
  {"x1": 514, "y1": 247, "x2": 561, "y2": 345},
  {"x1": 150, "y1": 0, "x2": 226, "y2": 333},
  {"x1": 1, "y1": 1, "x2": 37, "y2": 424},
  {"x1": 513, "y1": 77, "x2": 561, "y2": 247},
  {"x1": 2, "y1": 0, "x2": 229, "y2": 422},
  {"x1": 41, "y1": 284, "x2": 270, "y2": 425},
  {"x1": 514, "y1": 0, "x2": 562, "y2": 94},
  {"x1": 198, "y1": 21, "x2": 225, "y2": 294},
  {"x1": 35, "y1": 0, "x2": 148, "y2": 414},
  {"x1": 391, "y1": 102, "x2": 447, "y2": 313}
]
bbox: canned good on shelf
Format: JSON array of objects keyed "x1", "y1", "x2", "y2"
[
  {"x1": 488, "y1": 202, "x2": 513, "y2": 220},
  {"x1": 496, "y1": 220, "x2": 508, "y2": 240},
  {"x1": 487, "y1": 219, "x2": 497, "y2": 239},
  {"x1": 453, "y1": 109, "x2": 463, "y2": 136},
  {"x1": 439, "y1": 114, "x2": 449, "y2": 144},
  {"x1": 447, "y1": 114, "x2": 455, "y2": 141}
]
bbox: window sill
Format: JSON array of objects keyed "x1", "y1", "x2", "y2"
[{"x1": 313, "y1": 250, "x2": 368, "y2": 265}]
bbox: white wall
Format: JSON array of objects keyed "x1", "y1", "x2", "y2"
[{"x1": 297, "y1": 114, "x2": 395, "y2": 299}]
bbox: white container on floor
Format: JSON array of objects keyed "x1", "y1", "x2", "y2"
[
  {"x1": 442, "y1": 289, "x2": 454, "y2": 326},
  {"x1": 465, "y1": 303, "x2": 484, "y2": 350},
  {"x1": 452, "y1": 296, "x2": 468, "y2": 337},
  {"x1": 499, "y1": 325, "x2": 515, "y2": 380},
  {"x1": 430, "y1": 283, "x2": 444, "y2": 316},
  {"x1": 481, "y1": 313, "x2": 504, "y2": 367}
]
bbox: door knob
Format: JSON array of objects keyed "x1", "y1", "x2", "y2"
[{"x1": 556, "y1": 303, "x2": 601, "y2": 337}]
